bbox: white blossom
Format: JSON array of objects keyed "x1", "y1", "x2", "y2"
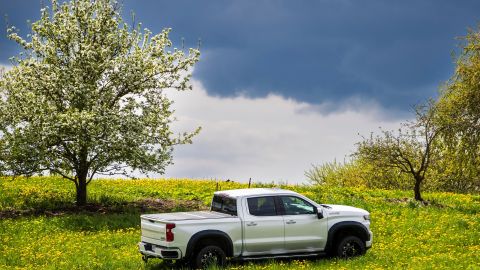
[{"x1": 0, "y1": 0, "x2": 200, "y2": 205}]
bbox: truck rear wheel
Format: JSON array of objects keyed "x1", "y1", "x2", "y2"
[
  {"x1": 336, "y1": 235, "x2": 366, "y2": 258},
  {"x1": 194, "y1": 245, "x2": 226, "y2": 269}
]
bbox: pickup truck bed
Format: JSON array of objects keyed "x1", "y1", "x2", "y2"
[{"x1": 142, "y1": 211, "x2": 233, "y2": 221}]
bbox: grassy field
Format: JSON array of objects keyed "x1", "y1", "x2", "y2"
[{"x1": 0, "y1": 176, "x2": 479, "y2": 269}]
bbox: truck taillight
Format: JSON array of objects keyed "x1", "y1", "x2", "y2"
[{"x1": 166, "y1": 223, "x2": 175, "y2": 242}]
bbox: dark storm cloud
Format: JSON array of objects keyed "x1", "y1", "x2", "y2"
[{"x1": 1, "y1": 0, "x2": 479, "y2": 113}]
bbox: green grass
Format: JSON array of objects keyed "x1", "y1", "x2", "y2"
[{"x1": 0, "y1": 177, "x2": 479, "y2": 269}]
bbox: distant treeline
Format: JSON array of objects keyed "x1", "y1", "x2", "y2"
[{"x1": 307, "y1": 27, "x2": 480, "y2": 198}]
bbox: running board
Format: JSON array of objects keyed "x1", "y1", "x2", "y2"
[{"x1": 234, "y1": 252, "x2": 326, "y2": 261}]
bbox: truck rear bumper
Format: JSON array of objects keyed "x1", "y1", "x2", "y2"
[{"x1": 138, "y1": 242, "x2": 182, "y2": 260}]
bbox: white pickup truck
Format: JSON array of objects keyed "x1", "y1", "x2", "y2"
[{"x1": 139, "y1": 188, "x2": 372, "y2": 268}]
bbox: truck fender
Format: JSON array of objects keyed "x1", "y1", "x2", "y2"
[
  {"x1": 324, "y1": 221, "x2": 370, "y2": 253},
  {"x1": 185, "y1": 230, "x2": 234, "y2": 259}
]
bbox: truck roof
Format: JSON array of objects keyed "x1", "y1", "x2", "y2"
[{"x1": 214, "y1": 188, "x2": 298, "y2": 198}]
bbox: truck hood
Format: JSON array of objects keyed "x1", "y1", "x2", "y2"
[
  {"x1": 141, "y1": 211, "x2": 234, "y2": 222},
  {"x1": 324, "y1": 204, "x2": 369, "y2": 217}
]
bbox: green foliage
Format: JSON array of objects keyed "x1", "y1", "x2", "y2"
[
  {"x1": 305, "y1": 161, "x2": 347, "y2": 186},
  {"x1": 306, "y1": 159, "x2": 412, "y2": 190},
  {"x1": 306, "y1": 160, "x2": 369, "y2": 187},
  {"x1": 0, "y1": 0, "x2": 200, "y2": 205},
  {"x1": 434, "y1": 26, "x2": 480, "y2": 193},
  {"x1": 0, "y1": 177, "x2": 479, "y2": 269},
  {"x1": 437, "y1": 27, "x2": 480, "y2": 148},
  {"x1": 429, "y1": 145, "x2": 480, "y2": 193}
]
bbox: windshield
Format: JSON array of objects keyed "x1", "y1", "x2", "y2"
[{"x1": 211, "y1": 194, "x2": 237, "y2": 216}]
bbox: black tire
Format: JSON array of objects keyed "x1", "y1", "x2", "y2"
[
  {"x1": 335, "y1": 235, "x2": 366, "y2": 258},
  {"x1": 193, "y1": 245, "x2": 226, "y2": 269}
]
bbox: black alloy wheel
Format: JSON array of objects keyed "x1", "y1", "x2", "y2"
[
  {"x1": 336, "y1": 235, "x2": 366, "y2": 258},
  {"x1": 194, "y1": 245, "x2": 226, "y2": 269}
]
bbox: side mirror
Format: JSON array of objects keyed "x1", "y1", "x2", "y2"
[{"x1": 316, "y1": 207, "x2": 324, "y2": 219}]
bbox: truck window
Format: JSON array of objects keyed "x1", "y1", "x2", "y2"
[
  {"x1": 211, "y1": 195, "x2": 237, "y2": 216},
  {"x1": 247, "y1": 196, "x2": 277, "y2": 216},
  {"x1": 280, "y1": 196, "x2": 315, "y2": 215}
]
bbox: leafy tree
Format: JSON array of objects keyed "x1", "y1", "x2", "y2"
[
  {"x1": 0, "y1": 0, "x2": 200, "y2": 206},
  {"x1": 435, "y1": 27, "x2": 480, "y2": 192},
  {"x1": 354, "y1": 104, "x2": 442, "y2": 201}
]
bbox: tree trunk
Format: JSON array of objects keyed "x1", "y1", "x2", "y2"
[
  {"x1": 414, "y1": 176, "x2": 423, "y2": 201},
  {"x1": 76, "y1": 145, "x2": 89, "y2": 207},
  {"x1": 76, "y1": 174, "x2": 88, "y2": 207}
]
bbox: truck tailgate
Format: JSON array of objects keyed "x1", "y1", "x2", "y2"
[
  {"x1": 140, "y1": 211, "x2": 235, "y2": 246},
  {"x1": 141, "y1": 218, "x2": 168, "y2": 243}
]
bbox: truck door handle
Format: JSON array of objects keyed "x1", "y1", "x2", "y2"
[
  {"x1": 285, "y1": 220, "x2": 296, "y2": 224},
  {"x1": 246, "y1": 222, "x2": 257, "y2": 226}
]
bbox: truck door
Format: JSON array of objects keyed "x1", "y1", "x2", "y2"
[
  {"x1": 242, "y1": 196, "x2": 285, "y2": 255},
  {"x1": 279, "y1": 196, "x2": 327, "y2": 252}
]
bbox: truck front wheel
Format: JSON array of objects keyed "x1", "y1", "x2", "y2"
[
  {"x1": 194, "y1": 245, "x2": 226, "y2": 269},
  {"x1": 336, "y1": 235, "x2": 366, "y2": 258}
]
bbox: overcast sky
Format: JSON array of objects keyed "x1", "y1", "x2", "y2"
[{"x1": 1, "y1": 1, "x2": 479, "y2": 183}]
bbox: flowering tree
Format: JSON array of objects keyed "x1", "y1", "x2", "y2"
[{"x1": 0, "y1": 0, "x2": 200, "y2": 206}]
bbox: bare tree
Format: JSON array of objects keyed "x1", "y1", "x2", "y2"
[{"x1": 355, "y1": 103, "x2": 442, "y2": 201}]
